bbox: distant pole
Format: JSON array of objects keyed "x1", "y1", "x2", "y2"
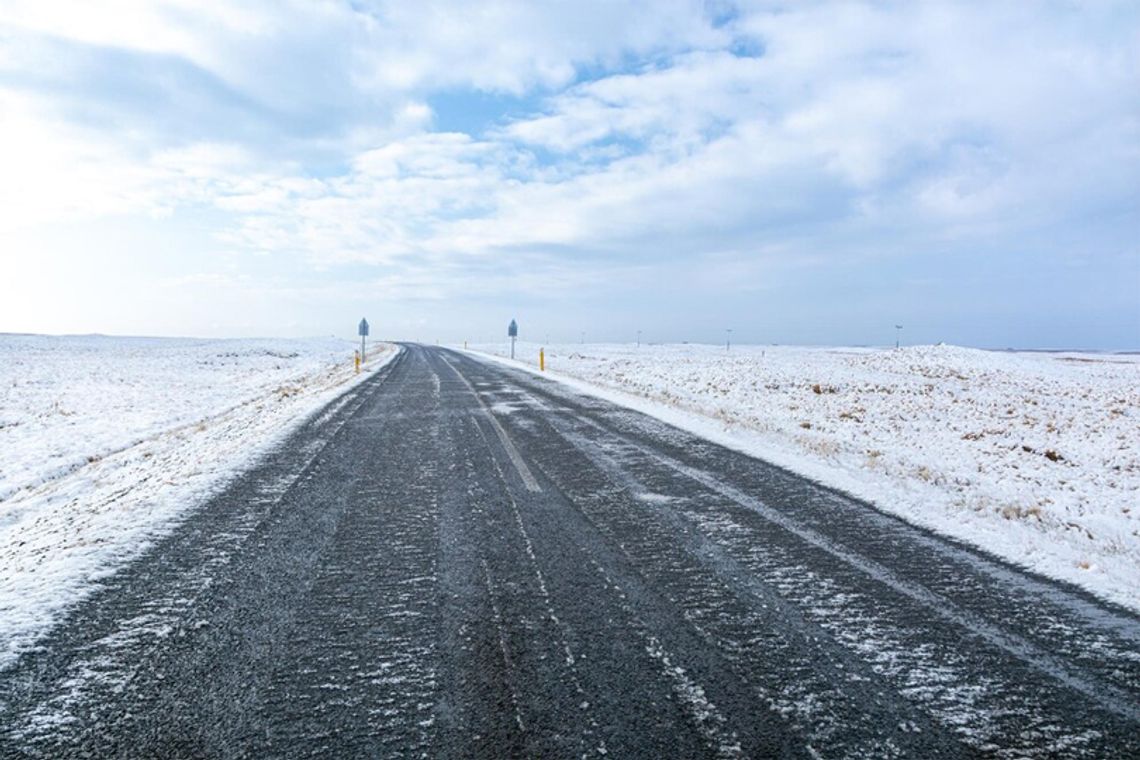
[
  {"x1": 508, "y1": 318, "x2": 519, "y2": 359},
  {"x1": 895, "y1": 324, "x2": 903, "y2": 349},
  {"x1": 637, "y1": 330, "x2": 642, "y2": 348},
  {"x1": 726, "y1": 328, "x2": 733, "y2": 351}
]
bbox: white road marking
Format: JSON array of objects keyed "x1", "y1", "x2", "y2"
[
  {"x1": 470, "y1": 417, "x2": 605, "y2": 756},
  {"x1": 439, "y1": 355, "x2": 541, "y2": 493}
]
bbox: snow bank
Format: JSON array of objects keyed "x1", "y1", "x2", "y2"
[
  {"x1": 470, "y1": 341, "x2": 1140, "y2": 611},
  {"x1": 0, "y1": 334, "x2": 397, "y2": 668}
]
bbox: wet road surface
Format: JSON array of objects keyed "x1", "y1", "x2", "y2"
[{"x1": 1, "y1": 344, "x2": 1138, "y2": 758}]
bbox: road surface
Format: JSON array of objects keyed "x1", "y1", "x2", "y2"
[{"x1": 1, "y1": 344, "x2": 1138, "y2": 758}]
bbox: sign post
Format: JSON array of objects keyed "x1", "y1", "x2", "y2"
[
  {"x1": 508, "y1": 318, "x2": 518, "y2": 359},
  {"x1": 358, "y1": 318, "x2": 370, "y2": 362}
]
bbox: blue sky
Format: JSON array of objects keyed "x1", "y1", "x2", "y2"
[{"x1": 1, "y1": 0, "x2": 1137, "y2": 349}]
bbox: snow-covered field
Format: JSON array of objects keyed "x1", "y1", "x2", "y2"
[
  {"x1": 470, "y1": 341, "x2": 1140, "y2": 611},
  {"x1": 0, "y1": 334, "x2": 396, "y2": 668}
]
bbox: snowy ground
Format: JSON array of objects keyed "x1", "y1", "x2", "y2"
[
  {"x1": 0, "y1": 334, "x2": 397, "y2": 669},
  {"x1": 469, "y1": 341, "x2": 1140, "y2": 612}
]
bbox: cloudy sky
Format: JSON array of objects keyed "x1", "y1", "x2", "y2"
[{"x1": 0, "y1": 1, "x2": 1137, "y2": 348}]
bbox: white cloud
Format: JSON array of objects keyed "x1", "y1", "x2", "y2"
[
  {"x1": 1, "y1": 1, "x2": 1136, "y2": 339},
  {"x1": 350, "y1": 0, "x2": 727, "y2": 94},
  {"x1": 0, "y1": 91, "x2": 163, "y2": 230}
]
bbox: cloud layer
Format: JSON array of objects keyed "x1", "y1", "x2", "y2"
[{"x1": 1, "y1": 1, "x2": 1137, "y2": 345}]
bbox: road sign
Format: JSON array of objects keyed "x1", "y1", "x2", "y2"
[
  {"x1": 508, "y1": 319, "x2": 518, "y2": 338},
  {"x1": 358, "y1": 318, "x2": 369, "y2": 363}
]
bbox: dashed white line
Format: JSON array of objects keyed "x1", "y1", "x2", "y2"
[{"x1": 439, "y1": 355, "x2": 541, "y2": 493}]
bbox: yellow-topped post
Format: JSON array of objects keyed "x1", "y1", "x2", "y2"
[
  {"x1": 539, "y1": 347, "x2": 545, "y2": 372},
  {"x1": 354, "y1": 350, "x2": 361, "y2": 373}
]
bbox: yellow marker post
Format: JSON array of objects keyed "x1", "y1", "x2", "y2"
[
  {"x1": 539, "y1": 348, "x2": 545, "y2": 372},
  {"x1": 354, "y1": 350, "x2": 361, "y2": 373}
]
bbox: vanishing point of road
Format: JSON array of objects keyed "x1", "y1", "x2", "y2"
[{"x1": 1, "y1": 345, "x2": 1138, "y2": 758}]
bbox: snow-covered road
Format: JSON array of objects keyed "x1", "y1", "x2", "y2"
[{"x1": 2, "y1": 345, "x2": 1136, "y2": 757}]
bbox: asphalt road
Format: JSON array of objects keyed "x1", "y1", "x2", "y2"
[{"x1": 1, "y1": 344, "x2": 1138, "y2": 758}]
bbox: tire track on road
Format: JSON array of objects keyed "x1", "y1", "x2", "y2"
[{"x1": 450, "y1": 348, "x2": 1140, "y2": 758}]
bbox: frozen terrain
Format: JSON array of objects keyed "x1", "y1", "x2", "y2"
[
  {"x1": 470, "y1": 341, "x2": 1140, "y2": 611},
  {"x1": 0, "y1": 334, "x2": 396, "y2": 668}
]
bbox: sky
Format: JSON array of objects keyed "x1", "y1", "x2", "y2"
[{"x1": 0, "y1": 0, "x2": 1137, "y2": 349}]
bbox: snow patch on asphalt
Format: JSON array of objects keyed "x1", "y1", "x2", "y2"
[
  {"x1": 0, "y1": 334, "x2": 398, "y2": 669},
  {"x1": 465, "y1": 342, "x2": 1140, "y2": 612}
]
